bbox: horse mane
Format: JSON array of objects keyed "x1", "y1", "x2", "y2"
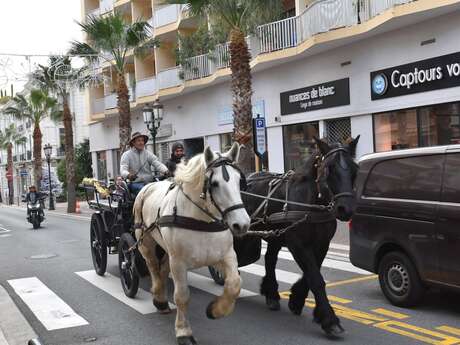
[{"x1": 174, "y1": 153, "x2": 205, "y2": 190}]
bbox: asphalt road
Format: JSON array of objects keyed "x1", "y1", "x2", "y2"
[{"x1": 0, "y1": 205, "x2": 459, "y2": 345}]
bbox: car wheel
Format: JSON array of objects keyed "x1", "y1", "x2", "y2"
[{"x1": 378, "y1": 251, "x2": 425, "y2": 307}]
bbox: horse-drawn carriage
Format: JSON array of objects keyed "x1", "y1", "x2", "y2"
[{"x1": 83, "y1": 178, "x2": 148, "y2": 298}]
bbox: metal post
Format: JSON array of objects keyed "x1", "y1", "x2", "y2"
[
  {"x1": 150, "y1": 125, "x2": 158, "y2": 155},
  {"x1": 47, "y1": 157, "x2": 55, "y2": 210}
]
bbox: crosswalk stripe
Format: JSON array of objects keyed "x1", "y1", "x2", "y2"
[
  {"x1": 7, "y1": 277, "x2": 89, "y2": 331},
  {"x1": 261, "y1": 247, "x2": 371, "y2": 275},
  {"x1": 188, "y1": 272, "x2": 257, "y2": 298},
  {"x1": 239, "y1": 264, "x2": 301, "y2": 284},
  {"x1": 75, "y1": 270, "x2": 174, "y2": 315}
]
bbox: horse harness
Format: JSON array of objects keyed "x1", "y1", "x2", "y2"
[
  {"x1": 134, "y1": 155, "x2": 246, "y2": 249},
  {"x1": 240, "y1": 148, "x2": 354, "y2": 238}
]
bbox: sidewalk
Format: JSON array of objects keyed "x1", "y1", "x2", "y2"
[{"x1": 0, "y1": 284, "x2": 37, "y2": 345}]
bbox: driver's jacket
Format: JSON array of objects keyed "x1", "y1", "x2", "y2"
[
  {"x1": 120, "y1": 147, "x2": 168, "y2": 183},
  {"x1": 26, "y1": 192, "x2": 44, "y2": 204}
]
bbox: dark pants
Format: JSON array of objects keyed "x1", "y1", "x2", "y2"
[{"x1": 129, "y1": 182, "x2": 146, "y2": 196}]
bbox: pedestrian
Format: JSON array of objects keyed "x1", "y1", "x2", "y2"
[
  {"x1": 119, "y1": 132, "x2": 169, "y2": 195},
  {"x1": 166, "y1": 142, "x2": 185, "y2": 176}
]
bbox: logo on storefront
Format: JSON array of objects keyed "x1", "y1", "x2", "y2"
[{"x1": 372, "y1": 73, "x2": 388, "y2": 96}]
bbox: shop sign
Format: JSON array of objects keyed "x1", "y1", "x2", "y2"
[
  {"x1": 371, "y1": 51, "x2": 460, "y2": 100},
  {"x1": 156, "y1": 124, "x2": 173, "y2": 138},
  {"x1": 280, "y1": 78, "x2": 350, "y2": 115}
]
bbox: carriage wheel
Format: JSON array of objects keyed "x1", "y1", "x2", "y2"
[
  {"x1": 118, "y1": 233, "x2": 140, "y2": 298},
  {"x1": 90, "y1": 214, "x2": 107, "y2": 276},
  {"x1": 208, "y1": 266, "x2": 225, "y2": 286}
]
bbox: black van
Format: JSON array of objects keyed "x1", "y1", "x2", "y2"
[{"x1": 350, "y1": 145, "x2": 460, "y2": 307}]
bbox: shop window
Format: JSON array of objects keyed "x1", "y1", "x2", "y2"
[
  {"x1": 364, "y1": 155, "x2": 444, "y2": 202},
  {"x1": 374, "y1": 110, "x2": 418, "y2": 152},
  {"x1": 325, "y1": 118, "x2": 351, "y2": 145},
  {"x1": 283, "y1": 122, "x2": 318, "y2": 171},
  {"x1": 419, "y1": 104, "x2": 460, "y2": 146}
]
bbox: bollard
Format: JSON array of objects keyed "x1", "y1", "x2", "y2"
[{"x1": 28, "y1": 338, "x2": 44, "y2": 345}]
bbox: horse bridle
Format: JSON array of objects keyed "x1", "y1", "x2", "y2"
[
  {"x1": 199, "y1": 155, "x2": 246, "y2": 220},
  {"x1": 316, "y1": 147, "x2": 355, "y2": 201}
]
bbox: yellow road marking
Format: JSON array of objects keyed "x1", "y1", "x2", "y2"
[
  {"x1": 372, "y1": 308, "x2": 410, "y2": 319},
  {"x1": 326, "y1": 274, "x2": 378, "y2": 288},
  {"x1": 436, "y1": 326, "x2": 460, "y2": 337},
  {"x1": 327, "y1": 295, "x2": 352, "y2": 304},
  {"x1": 374, "y1": 321, "x2": 460, "y2": 345}
]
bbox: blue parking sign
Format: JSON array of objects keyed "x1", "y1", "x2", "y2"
[{"x1": 253, "y1": 116, "x2": 266, "y2": 157}]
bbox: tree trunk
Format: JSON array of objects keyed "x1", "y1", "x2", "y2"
[
  {"x1": 117, "y1": 73, "x2": 132, "y2": 154},
  {"x1": 33, "y1": 124, "x2": 42, "y2": 190},
  {"x1": 229, "y1": 28, "x2": 255, "y2": 174},
  {"x1": 7, "y1": 143, "x2": 13, "y2": 205},
  {"x1": 63, "y1": 95, "x2": 76, "y2": 213}
]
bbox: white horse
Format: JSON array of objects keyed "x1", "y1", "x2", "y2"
[{"x1": 133, "y1": 143, "x2": 250, "y2": 345}]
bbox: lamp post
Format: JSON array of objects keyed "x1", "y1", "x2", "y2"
[
  {"x1": 43, "y1": 143, "x2": 55, "y2": 210},
  {"x1": 143, "y1": 99, "x2": 163, "y2": 155}
]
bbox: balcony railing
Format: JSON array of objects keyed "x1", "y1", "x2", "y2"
[
  {"x1": 136, "y1": 77, "x2": 157, "y2": 98},
  {"x1": 214, "y1": 43, "x2": 230, "y2": 69},
  {"x1": 258, "y1": 16, "x2": 299, "y2": 54},
  {"x1": 105, "y1": 93, "x2": 117, "y2": 110},
  {"x1": 88, "y1": 7, "x2": 100, "y2": 17},
  {"x1": 158, "y1": 67, "x2": 183, "y2": 89},
  {"x1": 183, "y1": 54, "x2": 215, "y2": 81},
  {"x1": 99, "y1": 0, "x2": 113, "y2": 14},
  {"x1": 93, "y1": 97, "x2": 105, "y2": 114},
  {"x1": 153, "y1": 4, "x2": 182, "y2": 28}
]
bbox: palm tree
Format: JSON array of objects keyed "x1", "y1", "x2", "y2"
[
  {"x1": 69, "y1": 12, "x2": 154, "y2": 153},
  {"x1": 32, "y1": 56, "x2": 91, "y2": 213},
  {"x1": 3, "y1": 90, "x2": 60, "y2": 189},
  {"x1": 169, "y1": 0, "x2": 282, "y2": 172},
  {"x1": 0, "y1": 124, "x2": 26, "y2": 204}
]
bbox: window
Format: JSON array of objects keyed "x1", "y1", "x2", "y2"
[
  {"x1": 441, "y1": 153, "x2": 460, "y2": 203},
  {"x1": 325, "y1": 118, "x2": 351, "y2": 145},
  {"x1": 374, "y1": 102, "x2": 460, "y2": 152},
  {"x1": 283, "y1": 122, "x2": 318, "y2": 171},
  {"x1": 96, "y1": 151, "x2": 107, "y2": 182},
  {"x1": 220, "y1": 133, "x2": 233, "y2": 152},
  {"x1": 374, "y1": 110, "x2": 418, "y2": 152},
  {"x1": 364, "y1": 155, "x2": 444, "y2": 201}
]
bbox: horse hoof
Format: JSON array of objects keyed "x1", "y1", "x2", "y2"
[
  {"x1": 288, "y1": 295, "x2": 303, "y2": 316},
  {"x1": 153, "y1": 299, "x2": 171, "y2": 314},
  {"x1": 177, "y1": 336, "x2": 197, "y2": 345},
  {"x1": 206, "y1": 301, "x2": 216, "y2": 319},
  {"x1": 324, "y1": 324, "x2": 345, "y2": 338},
  {"x1": 265, "y1": 297, "x2": 280, "y2": 311}
]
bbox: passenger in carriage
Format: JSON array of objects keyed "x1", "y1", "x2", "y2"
[
  {"x1": 120, "y1": 132, "x2": 169, "y2": 196},
  {"x1": 165, "y1": 142, "x2": 185, "y2": 176}
]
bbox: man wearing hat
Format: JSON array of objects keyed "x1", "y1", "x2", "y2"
[
  {"x1": 120, "y1": 132, "x2": 169, "y2": 195},
  {"x1": 165, "y1": 142, "x2": 185, "y2": 176}
]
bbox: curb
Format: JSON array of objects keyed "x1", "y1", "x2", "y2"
[
  {"x1": 0, "y1": 284, "x2": 37, "y2": 345},
  {"x1": 1, "y1": 204, "x2": 92, "y2": 220}
]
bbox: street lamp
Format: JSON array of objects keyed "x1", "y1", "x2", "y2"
[
  {"x1": 143, "y1": 99, "x2": 164, "y2": 155},
  {"x1": 43, "y1": 143, "x2": 55, "y2": 210}
]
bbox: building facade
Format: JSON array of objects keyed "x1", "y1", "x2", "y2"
[{"x1": 83, "y1": 0, "x2": 460, "y2": 180}]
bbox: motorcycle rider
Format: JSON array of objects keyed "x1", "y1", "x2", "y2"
[
  {"x1": 26, "y1": 185, "x2": 45, "y2": 218},
  {"x1": 165, "y1": 142, "x2": 185, "y2": 176},
  {"x1": 120, "y1": 132, "x2": 169, "y2": 195}
]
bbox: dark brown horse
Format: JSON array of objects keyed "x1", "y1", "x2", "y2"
[{"x1": 242, "y1": 137, "x2": 359, "y2": 337}]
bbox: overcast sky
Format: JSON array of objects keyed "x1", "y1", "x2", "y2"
[{"x1": 0, "y1": 0, "x2": 82, "y2": 93}]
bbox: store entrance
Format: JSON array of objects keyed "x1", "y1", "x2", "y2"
[{"x1": 184, "y1": 137, "x2": 204, "y2": 158}]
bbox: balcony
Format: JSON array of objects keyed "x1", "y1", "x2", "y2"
[
  {"x1": 158, "y1": 67, "x2": 183, "y2": 89},
  {"x1": 182, "y1": 54, "x2": 215, "y2": 81},
  {"x1": 56, "y1": 148, "x2": 66, "y2": 157},
  {"x1": 153, "y1": 4, "x2": 182, "y2": 28},
  {"x1": 105, "y1": 93, "x2": 117, "y2": 110},
  {"x1": 136, "y1": 77, "x2": 157, "y2": 98},
  {"x1": 99, "y1": 0, "x2": 113, "y2": 14},
  {"x1": 88, "y1": 7, "x2": 100, "y2": 17},
  {"x1": 93, "y1": 97, "x2": 105, "y2": 114}
]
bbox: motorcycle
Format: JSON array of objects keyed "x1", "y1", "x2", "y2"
[{"x1": 27, "y1": 196, "x2": 46, "y2": 229}]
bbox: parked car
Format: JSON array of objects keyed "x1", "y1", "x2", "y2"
[{"x1": 350, "y1": 145, "x2": 460, "y2": 307}]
